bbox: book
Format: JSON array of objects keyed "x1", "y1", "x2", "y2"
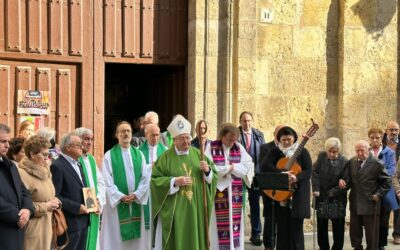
[{"x1": 82, "y1": 187, "x2": 98, "y2": 213}]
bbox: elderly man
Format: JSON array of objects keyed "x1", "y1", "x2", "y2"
[
  {"x1": 74, "y1": 127, "x2": 106, "y2": 250},
  {"x1": 100, "y1": 121, "x2": 151, "y2": 250},
  {"x1": 339, "y1": 140, "x2": 391, "y2": 250},
  {"x1": 0, "y1": 123, "x2": 33, "y2": 250},
  {"x1": 151, "y1": 115, "x2": 218, "y2": 250},
  {"x1": 237, "y1": 111, "x2": 265, "y2": 245},
  {"x1": 132, "y1": 111, "x2": 159, "y2": 147},
  {"x1": 51, "y1": 133, "x2": 89, "y2": 250},
  {"x1": 205, "y1": 123, "x2": 254, "y2": 250},
  {"x1": 139, "y1": 124, "x2": 167, "y2": 166},
  {"x1": 382, "y1": 121, "x2": 400, "y2": 244}
]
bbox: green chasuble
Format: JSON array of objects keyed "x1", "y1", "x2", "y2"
[
  {"x1": 151, "y1": 147, "x2": 218, "y2": 250},
  {"x1": 79, "y1": 154, "x2": 99, "y2": 250}
]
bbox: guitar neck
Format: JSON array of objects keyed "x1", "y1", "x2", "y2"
[{"x1": 284, "y1": 138, "x2": 309, "y2": 170}]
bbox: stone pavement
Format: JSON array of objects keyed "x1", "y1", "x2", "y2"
[{"x1": 244, "y1": 230, "x2": 400, "y2": 250}]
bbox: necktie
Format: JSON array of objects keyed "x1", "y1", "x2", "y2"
[
  {"x1": 77, "y1": 162, "x2": 87, "y2": 187},
  {"x1": 357, "y1": 160, "x2": 363, "y2": 171},
  {"x1": 245, "y1": 133, "x2": 251, "y2": 152}
]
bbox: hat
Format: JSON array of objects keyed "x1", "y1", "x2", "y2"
[
  {"x1": 276, "y1": 126, "x2": 298, "y2": 143},
  {"x1": 167, "y1": 115, "x2": 191, "y2": 138}
]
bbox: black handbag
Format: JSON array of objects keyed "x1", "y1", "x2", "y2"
[{"x1": 316, "y1": 199, "x2": 345, "y2": 219}]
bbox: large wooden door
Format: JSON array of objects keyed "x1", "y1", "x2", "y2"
[{"x1": 0, "y1": 60, "x2": 80, "y2": 140}]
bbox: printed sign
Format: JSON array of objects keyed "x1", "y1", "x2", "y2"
[{"x1": 17, "y1": 90, "x2": 50, "y2": 115}]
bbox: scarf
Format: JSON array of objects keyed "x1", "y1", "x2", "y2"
[
  {"x1": 210, "y1": 140, "x2": 242, "y2": 249},
  {"x1": 278, "y1": 142, "x2": 299, "y2": 158},
  {"x1": 110, "y1": 145, "x2": 147, "y2": 241},
  {"x1": 79, "y1": 154, "x2": 99, "y2": 250}
]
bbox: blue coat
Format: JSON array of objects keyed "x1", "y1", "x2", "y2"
[{"x1": 376, "y1": 146, "x2": 399, "y2": 211}]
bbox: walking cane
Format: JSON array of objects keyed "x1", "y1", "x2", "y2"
[
  {"x1": 313, "y1": 196, "x2": 317, "y2": 250},
  {"x1": 371, "y1": 199, "x2": 379, "y2": 250},
  {"x1": 196, "y1": 120, "x2": 210, "y2": 250}
]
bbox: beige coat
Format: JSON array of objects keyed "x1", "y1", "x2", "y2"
[{"x1": 18, "y1": 157, "x2": 55, "y2": 250}]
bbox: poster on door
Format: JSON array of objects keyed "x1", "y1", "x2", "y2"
[{"x1": 17, "y1": 90, "x2": 50, "y2": 115}]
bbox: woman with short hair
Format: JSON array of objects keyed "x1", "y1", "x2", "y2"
[
  {"x1": 312, "y1": 137, "x2": 348, "y2": 250},
  {"x1": 6, "y1": 137, "x2": 25, "y2": 165},
  {"x1": 18, "y1": 135, "x2": 61, "y2": 250}
]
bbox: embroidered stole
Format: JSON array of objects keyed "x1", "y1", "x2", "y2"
[
  {"x1": 79, "y1": 154, "x2": 99, "y2": 250},
  {"x1": 110, "y1": 145, "x2": 147, "y2": 241},
  {"x1": 210, "y1": 140, "x2": 243, "y2": 249},
  {"x1": 138, "y1": 141, "x2": 167, "y2": 229}
]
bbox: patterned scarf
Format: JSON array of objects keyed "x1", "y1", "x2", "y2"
[{"x1": 210, "y1": 140, "x2": 242, "y2": 249}]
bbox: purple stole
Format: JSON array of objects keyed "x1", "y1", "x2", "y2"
[{"x1": 210, "y1": 140, "x2": 243, "y2": 250}]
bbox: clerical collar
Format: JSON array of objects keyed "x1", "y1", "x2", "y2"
[{"x1": 174, "y1": 147, "x2": 189, "y2": 155}]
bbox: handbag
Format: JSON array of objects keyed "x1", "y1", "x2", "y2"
[
  {"x1": 52, "y1": 208, "x2": 69, "y2": 250},
  {"x1": 316, "y1": 199, "x2": 345, "y2": 219}
]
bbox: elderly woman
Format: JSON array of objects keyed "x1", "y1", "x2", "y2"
[
  {"x1": 368, "y1": 127, "x2": 397, "y2": 250},
  {"x1": 6, "y1": 137, "x2": 25, "y2": 165},
  {"x1": 17, "y1": 135, "x2": 61, "y2": 250},
  {"x1": 18, "y1": 120, "x2": 35, "y2": 140},
  {"x1": 312, "y1": 137, "x2": 348, "y2": 250},
  {"x1": 36, "y1": 127, "x2": 60, "y2": 160}
]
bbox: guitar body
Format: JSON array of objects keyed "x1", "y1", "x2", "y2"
[{"x1": 264, "y1": 157, "x2": 302, "y2": 202}]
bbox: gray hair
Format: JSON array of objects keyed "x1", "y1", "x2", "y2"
[
  {"x1": 144, "y1": 123, "x2": 159, "y2": 135},
  {"x1": 324, "y1": 137, "x2": 342, "y2": 152},
  {"x1": 144, "y1": 111, "x2": 159, "y2": 124},
  {"x1": 0, "y1": 123, "x2": 10, "y2": 133},
  {"x1": 60, "y1": 133, "x2": 75, "y2": 152},
  {"x1": 355, "y1": 139, "x2": 369, "y2": 149},
  {"x1": 36, "y1": 127, "x2": 56, "y2": 141},
  {"x1": 74, "y1": 127, "x2": 93, "y2": 138}
]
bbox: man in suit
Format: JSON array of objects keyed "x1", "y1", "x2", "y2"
[
  {"x1": 0, "y1": 123, "x2": 34, "y2": 250},
  {"x1": 339, "y1": 140, "x2": 391, "y2": 250},
  {"x1": 237, "y1": 111, "x2": 265, "y2": 246},
  {"x1": 259, "y1": 125, "x2": 284, "y2": 250},
  {"x1": 51, "y1": 133, "x2": 90, "y2": 250}
]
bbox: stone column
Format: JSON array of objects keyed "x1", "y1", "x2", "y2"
[{"x1": 339, "y1": 0, "x2": 397, "y2": 155}]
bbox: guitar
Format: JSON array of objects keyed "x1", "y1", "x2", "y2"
[{"x1": 264, "y1": 119, "x2": 319, "y2": 202}]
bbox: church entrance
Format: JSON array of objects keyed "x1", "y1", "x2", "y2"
[{"x1": 104, "y1": 63, "x2": 187, "y2": 151}]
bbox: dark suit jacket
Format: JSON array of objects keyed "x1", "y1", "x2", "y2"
[
  {"x1": 238, "y1": 127, "x2": 265, "y2": 173},
  {"x1": 344, "y1": 154, "x2": 391, "y2": 215},
  {"x1": 0, "y1": 157, "x2": 34, "y2": 250},
  {"x1": 259, "y1": 140, "x2": 277, "y2": 166},
  {"x1": 50, "y1": 155, "x2": 89, "y2": 231}
]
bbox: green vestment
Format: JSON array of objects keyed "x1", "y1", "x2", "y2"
[{"x1": 151, "y1": 147, "x2": 218, "y2": 250}]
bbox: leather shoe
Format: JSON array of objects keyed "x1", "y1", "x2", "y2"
[
  {"x1": 250, "y1": 236, "x2": 262, "y2": 246},
  {"x1": 394, "y1": 236, "x2": 400, "y2": 245}
]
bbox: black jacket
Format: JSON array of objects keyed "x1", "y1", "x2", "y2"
[
  {"x1": 312, "y1": 152, "x2": 348, "y2": 208},
  {"x1": 0, "y1": 157, "x2": 34, "y2": 250},
  {"x1": 50, "y1": 155, "x2": 89, "y2": 232},
  {"x1": 261, "y1": 146, "x2": 312, "y2": 219}
]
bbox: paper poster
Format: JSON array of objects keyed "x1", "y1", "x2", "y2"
[{"x1": 17, "y1": 90, "x2": 50, "y2": 115}]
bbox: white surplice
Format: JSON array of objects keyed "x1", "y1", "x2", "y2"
[
  {"x1": 99, "y1": 147, "x2": 151, "y2": 250},
  {"x1": 205, "y1": 142, "x2": 254, "y2": 250}
]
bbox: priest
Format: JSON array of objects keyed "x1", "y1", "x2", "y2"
[
  {"x1": 99, "y1": 121, "x2": 151, "y2": 250},
  {"x1": 151, "y1": 115, "x2": 218, "y2": 250}
]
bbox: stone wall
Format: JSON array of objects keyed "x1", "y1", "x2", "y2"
[{"x1": 188, "y1": 0, "x2": 398, "y2": 159}]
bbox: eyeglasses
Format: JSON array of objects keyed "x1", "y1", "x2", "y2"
[
  {"x1": 69, "y1": 144, "x2": 82, "y2": 148},
  {"x1": 83, "y1": 137, "x2": 94, "y2": 142},
  {"x1": 388, "y1": 128, "x2": 399, "y2": 132},
  {"x1": 0, "y1": 139, "x2": 10, "y2": 144},
  {"x1": 119, "y1": 129, "x2": 131, "y2": 134}
]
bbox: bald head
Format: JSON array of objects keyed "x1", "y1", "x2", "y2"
[
  {"x1": 144, "y1": 124, "x2": 160, "y2": 146},
  {"x1": 145, "y1": 111, "x2": 159, "y2": 126}
]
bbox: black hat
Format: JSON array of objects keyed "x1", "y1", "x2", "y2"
[{"x1": 277, "y1": 126, "x2": 298, "y2": 143}]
